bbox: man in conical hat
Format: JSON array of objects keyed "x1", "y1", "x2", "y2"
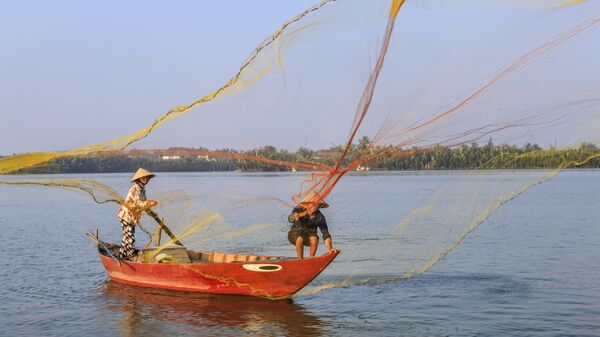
[
  {"x1": 287, "y1": 190, "x2": 339, "y2": 259},
  {"x1": 117, "y1": 168, "x2": 158, "y2": 260}
]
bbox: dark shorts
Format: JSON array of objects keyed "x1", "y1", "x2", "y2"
[{"x1": 288, "y1": 225, "x2": 318, "y2": 247}]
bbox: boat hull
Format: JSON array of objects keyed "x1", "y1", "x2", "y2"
[{"x1": 99, "y1": 247, "x2": 338, "y2": 299}]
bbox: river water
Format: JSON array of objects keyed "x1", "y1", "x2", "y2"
[{"x1": 0, "y1": 171, "x2": 599, "y2": 336}]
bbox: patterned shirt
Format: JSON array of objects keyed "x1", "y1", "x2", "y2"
[{"x1": 117, "y1": 183, "x2": 150, "y2": 224}]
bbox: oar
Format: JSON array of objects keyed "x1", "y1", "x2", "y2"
[
  {"x1": 85, "y1": 230, "x2": 121, "y2": 265},
  {"x1": 145, "y1": 210, "x2": 184, "y2": 246},
  {"x1": 153, "y1": 225, "x2": 162, "y2": 246}
]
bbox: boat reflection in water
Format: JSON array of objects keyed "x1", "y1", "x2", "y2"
[{"x1": 102, "y1": 280, "x2": 328, "y2": 336}]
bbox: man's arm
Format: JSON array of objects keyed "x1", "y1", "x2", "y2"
[{"x1": 317, "y1": 213, "x2": 338, "y2": 253}]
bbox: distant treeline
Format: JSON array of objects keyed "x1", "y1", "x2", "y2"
[{"x1": 13, "y1": 140, "x2": 600, "y2": 174}]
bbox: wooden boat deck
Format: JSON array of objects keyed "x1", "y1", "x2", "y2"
[{"x1": 100, "y1": 243, "x2": 290, "y2": 264}]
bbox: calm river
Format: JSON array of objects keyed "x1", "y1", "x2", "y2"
[{"x1": 0, "y1": 170, "x2": 598, "y2": 336}]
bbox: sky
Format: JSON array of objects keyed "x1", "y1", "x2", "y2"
[
  {"x1": 0, "y1": 0, "x2": 317, "y2": 154},
  {"x1": 1, "y1": 0, "x2": 599, "y2": 155}
]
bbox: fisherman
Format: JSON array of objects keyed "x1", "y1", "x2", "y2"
[
  {"x1": 288, "y1": 191, "x2": 339, "y2": 259},
  {"x1": 117, "y1": 168, "x2": 158, "y2": 260}
]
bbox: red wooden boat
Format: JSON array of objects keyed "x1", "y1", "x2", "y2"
[{"x1": 94, "y1": 240, "x2": 339, "y2": 299}]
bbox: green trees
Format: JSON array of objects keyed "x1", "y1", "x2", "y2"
[{"x1": 18, "y1": 142, "x2": 600, "y2": 174}]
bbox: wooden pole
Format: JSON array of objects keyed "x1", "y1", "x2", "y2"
[
  {"x1": 146, "y1": 210, "x2": 184, "y2": 246},
  {"x1": 153, "y1": 226, "x2": 162, "y2": 246}
]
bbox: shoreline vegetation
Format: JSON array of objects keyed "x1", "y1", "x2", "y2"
[{"x1": 4, "y1": 139, "x2": 600, "y2": 174}]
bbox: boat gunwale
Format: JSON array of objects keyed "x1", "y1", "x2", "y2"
[{"x1": 97, "y1": 241, "x2": 303, "y2": 265}]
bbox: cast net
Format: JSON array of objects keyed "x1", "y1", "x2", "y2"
[{"x1": 1, "y1": 0, "x2": 600, "y2": 296}]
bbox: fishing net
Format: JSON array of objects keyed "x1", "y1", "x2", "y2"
[{"x1": 1, "y1": 0, "x2": 600, "y2": 295}]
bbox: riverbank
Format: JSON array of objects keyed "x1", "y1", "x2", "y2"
[{"x1": 6, "y1": 141, "x2": 600, "y2": 174}]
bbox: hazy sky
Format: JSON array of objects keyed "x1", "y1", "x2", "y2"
[
  {"x1": 0, "y1": 0, "x2": 318, "y2": 154},
  {"x1": 1, "y1": 0, "x2": 599, "y2": 155}
]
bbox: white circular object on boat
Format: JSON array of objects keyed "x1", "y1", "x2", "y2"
[{"x1": 242, "y1": 264, "x2": 282, "y2": 272}]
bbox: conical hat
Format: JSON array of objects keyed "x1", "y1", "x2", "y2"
[
  {"x1": 299, "y1": 190, "x2": 329, "y2": 208},
  {"x1": 131, "y1": 168, "x2": 156, "y2": 182}
]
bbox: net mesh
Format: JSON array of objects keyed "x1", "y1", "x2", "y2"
[{"x1": 1, "y1": 0, "x2": 599, "y2": 295}]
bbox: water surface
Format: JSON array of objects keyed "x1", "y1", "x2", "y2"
[{"x1": 1, "y1": 171, "x2": 598, "y2": 336}]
